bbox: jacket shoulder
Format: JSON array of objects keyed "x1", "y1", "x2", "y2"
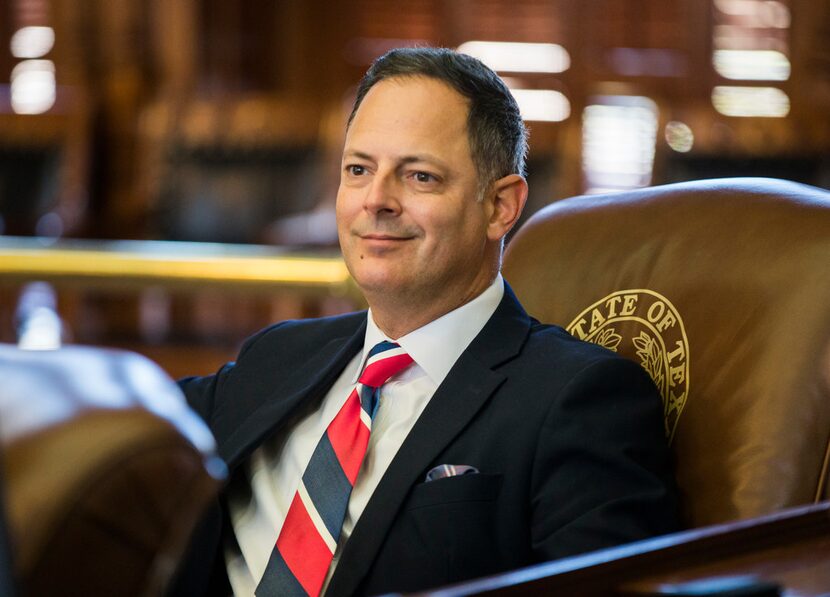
[
  {"x1": 237, "y1": 311, "x2": 367, "y2": 361},
  {"x1": 525, "y1": 320, "x2": 626, "y2": 368}
]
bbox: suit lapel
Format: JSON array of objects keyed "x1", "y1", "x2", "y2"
[
  {"x1": 327, "y1": 285, "x2": 531, "y2": 596},
  {"x1": 217, "y1": 317, "x2": 367, "y2": 469}
]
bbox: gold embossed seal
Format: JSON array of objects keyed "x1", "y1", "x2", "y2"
[{"x1": 566, "y1": 289, "x2": 689, "y2": 442}]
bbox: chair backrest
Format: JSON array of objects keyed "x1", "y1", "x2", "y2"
[
  {"x1": 503, "y1": 177, "x2": 830, "y2": 528},
  {"x1": 0, "y1": 344, "x2": 225, "y2": 595}
]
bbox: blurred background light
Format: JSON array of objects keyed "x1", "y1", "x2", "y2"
[
  {"x1": 607, "y1": 48, "x2": 686, "y2": 78},
  {"x1": 10, "y1": 59, "x2": 56, "y2": 114},
  {"x1": 457, "y1": 41, "x2": 570, "y2": 73},
  {"x1": 582, "y1": 96, "x2": 659, "y2": 194},
  {"x1": 711, "y1": 86, "x2": 790, "y2": 117},
  {"x1": 509, "y1": 89, "x2": 571, "y2": 122},
  {"x1": 10, "y1": 26, "x2": 54, "y2": 59},
  {"x1": 713, "y1": 0, "x2": 790, "y2": 28},
  {"x1": 35, "y1": 211, "x2": 64, "y2": 240},
  {"x1": 713, "y1": 49, "x2": 791, "y2": 80},
  {"x1": 665, "y1": 121, "x2": 695, "y2": 152}
]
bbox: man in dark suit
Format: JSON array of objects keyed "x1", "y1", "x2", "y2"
[{"x1": 174, "y1": 47, "x2": 678, "y2": 596}]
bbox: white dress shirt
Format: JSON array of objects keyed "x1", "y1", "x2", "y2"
[{"x1": 225, "y1": 275, "x2": 505, "y2": 596}]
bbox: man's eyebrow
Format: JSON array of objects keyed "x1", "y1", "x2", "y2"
[
  {"x1": 342, "y1": 150, "x2": 451, "y2": 171},
  {"x1": 342, "y1": 150, "x2": 374, "y2": 162},
  {"x1": 398, "y1": 154, "x2": 449, "y2": 169}
]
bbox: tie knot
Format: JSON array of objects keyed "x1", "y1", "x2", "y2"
[{"x1": 359, "y1": 341, "x2": 413, "y2": 388}]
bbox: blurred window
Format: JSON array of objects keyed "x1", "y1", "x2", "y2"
[
  {"x1": 711, "y1": 0, "x2": 791, "y2": 117},
  {"x1": 6, "y1": 0, "x2": 54, "y2": 115},
  {"x1": 582, "y1": 96, "x2": 659, "y2": 194}
]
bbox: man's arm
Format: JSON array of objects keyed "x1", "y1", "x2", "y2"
[
  {"x1": 178, "y1": 365, "x2": 231, "y2": 424},
  {"x1": 530, "y1": 355, "x2": 680, "y2": 560}
]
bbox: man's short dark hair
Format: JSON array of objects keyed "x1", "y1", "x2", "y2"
[{"x1": 347, "y1": 47, "x2": 528, "y2": 194}]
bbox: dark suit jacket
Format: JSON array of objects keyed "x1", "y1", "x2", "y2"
[{"x1": 172, "y1": 284, "x2": 678, "y2": 596}]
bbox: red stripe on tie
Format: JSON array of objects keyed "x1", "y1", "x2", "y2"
[
  {"x1": 360, "y1": 353, "x2": 413, "y2": 387},
  {"x1": 276, "y1": 492, "x2": 332, "y2": 596},
  {"x1": 327, "y1": 390, "x2": 370, "y2": 484}
]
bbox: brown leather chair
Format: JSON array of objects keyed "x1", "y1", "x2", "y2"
[
  {"x1": 0, "y1": 344, "x2": 225, "y2": 596},
  {"x1": 503, "y1": 177, "x2": 830, "y2": 528}
]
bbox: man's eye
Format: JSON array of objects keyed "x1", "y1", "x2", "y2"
[
  {"x1": 413, "y1": 172, "x2": 435, "y2": 183},
  {"x1": 347, "y1": 165, "x2": 366, "y2": 176}
]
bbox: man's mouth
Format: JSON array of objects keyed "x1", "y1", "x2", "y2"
[{"x1": 360, "y1": 233, "x2": 412, "y2": 241}]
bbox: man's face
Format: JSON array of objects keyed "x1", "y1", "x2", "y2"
[{"x1": 336, "y1": 76, "x2": 495, "y2": 310}]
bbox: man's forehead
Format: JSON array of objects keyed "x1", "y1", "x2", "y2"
[
  {"x1": 341, "y1": 75, "x2": 475, "y2": 171},
  {"x1": 352, "y1": 76, "x2": 470, "y2": 125}
]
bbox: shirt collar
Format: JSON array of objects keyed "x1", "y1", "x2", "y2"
[{"x1": 355, "y1": 274, "x2": 505, "y2": 386}]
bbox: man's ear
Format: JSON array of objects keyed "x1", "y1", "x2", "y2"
[{"x1": 486, "y1": 174, "x2": 529, "y2": 242}]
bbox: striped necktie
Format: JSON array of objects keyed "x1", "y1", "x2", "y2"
[{"x1": 256, "y1": 341, "x2": 413, "y2": 596}]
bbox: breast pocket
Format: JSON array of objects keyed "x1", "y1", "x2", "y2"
[
  {"x1": 377, "y1": 473, "x2": 505, "y2": 588},
  {"x1": 405, "y1": 472, "x2": 503, "y2": 510}
]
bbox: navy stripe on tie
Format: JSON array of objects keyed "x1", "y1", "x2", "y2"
[
  {"x1": 368, "y1": 340, "x2": 397, "y2": 358},
  {"x1": 256, "y1": 547, "x2": 308, "y2": 596},
  {"x1": 302, "y1": 433, "x2": 353, "y2": 541},
  {"x1": 359, "y1": 384, "x2": 379, "y2": 419}
]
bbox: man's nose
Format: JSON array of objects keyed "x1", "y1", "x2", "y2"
[{"x1": 364, "y1": 171, "x2": 401, "y2": 215}]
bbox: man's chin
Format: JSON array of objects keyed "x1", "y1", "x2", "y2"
[{"x1": 351, "y1": 271, "x2": 413, "y2": 299}]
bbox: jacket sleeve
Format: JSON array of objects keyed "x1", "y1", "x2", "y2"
[
  {"x1": 169, "y1": 324, "x2": 282, "y2": 597},
  {"x1": 530, "y1": 355, "x2": 681, "y2": 560}
]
